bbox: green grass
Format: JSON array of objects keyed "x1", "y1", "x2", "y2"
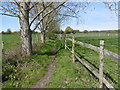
[
  {"x1": 66, "y1": 40, "x2": 119, "y2": 89},
  {"x1": 46, "y1": 49, "x2": 98, "y2": 88},
  {"x1": 46, "y1": 37, "x2": 119, "y2": 88},
  {"x1": 2, "y1": 34, "x2": 21, "y2": 51},
  {"x1": 2, "y1": 34, "x2": 40, "y2": 51},
  {"x1": 67, "y1": 32, "x2": 118, "y2": 54},
  {"x1": 2, "y1": 40, "x2": 54, "y2": 88},
  {"x1": 2, "y1": 33, "x2": 119, "y2": 88},
  {"x1": 75, "y1": 36, "x2": 118, "y2": 54}
]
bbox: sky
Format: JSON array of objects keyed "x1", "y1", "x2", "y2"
[{"x1": 0, "y1": 2, "x2": 118, "y2": 32}]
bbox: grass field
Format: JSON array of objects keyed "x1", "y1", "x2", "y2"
[
  {"x1": 65, "y1": 32, "x2": 119, "y2": 88},
  {"x1": 2, "y1": 34, "x2": 40, "y2": 51},
  {"x1": 2, "y1": 32, "x2": 119, "y2": 88},
  {"x1": 2, "y1": 34, "x2": 21, "y2": 51},
  {"x1": 45, "y1": 32, "x2": 119, "y2": 88},
  {"x1": 67, "y1": 32, "x2": 118, "y2": 54}
]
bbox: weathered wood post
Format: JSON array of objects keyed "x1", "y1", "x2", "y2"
[
  {"x1": 99, "y1": 40, "x2": 104, "y2": 88},
  {"x1": 2, "y1": 41, "x2": 4, "y2": 55},
  {"x1": 72, "y1": 35, "x2": 75, "y2": 63},
  {"x1": 65, "y1": 34, "x2": 66, "y2": 49},
  {"x1": 60, "y1": 34, "x2": 62, "y2": 40},
  {"x1": 63, "y1": 32, "x2": 66, "y2": 48}
]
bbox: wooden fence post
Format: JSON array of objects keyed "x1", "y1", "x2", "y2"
[
  {"x1": 65, "y1": 34, "x2": 66, "y2": 49},
  {"x1": 62, "y1": 33, "x2": 65, "y2": 47},
  {"x1": 99, "y1": 40, "x2": 104, "y2": 88},
  {"x1": 60, "y1": 34, "x2": 62, "y2": 40},
  {"x1": 72, "y1": 35, "x2": 75, "y2": 63},
  {"x1": 2, "y1": 41, "x2": 4, "y2": 54}
]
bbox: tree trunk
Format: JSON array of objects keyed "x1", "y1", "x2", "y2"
[
  {"x1": 41, "y1": 31, "x2": 46, "y2": 44},
  {"x1": 19, "y1": 2, "x2": 32, "y2": 56},
  {"x1": 41, "y1": 32, "x2": 44, "y2": 43}
]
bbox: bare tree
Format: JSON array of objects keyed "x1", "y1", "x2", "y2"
[
  {"x1": 1, "y1": 1, "x2": 66, "y2": 55},
  {"x1": 30, "y1": 2, "x2": 64, "y2": 43},
  {"x1": 30, "y1": 1, "x2": 67, "y2": 43},
  {"x1": 1, "y1": 1, "x2": 100, "y2": 55},
  {"x1": 31, "y1": 1, "x2": 90, "y2": 43}
]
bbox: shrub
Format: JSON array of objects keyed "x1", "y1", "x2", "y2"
[{"x1": 47, "y1": 32, "x2": 57, "y2": 40}]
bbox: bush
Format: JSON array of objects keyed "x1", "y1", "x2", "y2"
[
  {"x1": 54, "y1": 30, "x2": 64, "y2": 34},
  {"x1": 2, "y1": 46, "x2": 23, "y2": 83},
  {"x1": 47, "y1": 32, "x2": 57, "y2": 40},
  {"x1": 83, "y1": 30, "x2": 88, "y2": 33},
  {"x1": 65, "y1": 26, "x2": 74, "y2": 34},
  {"x1": 12, "y1": 31, "x2": 18, "y2": 34},
  {"x1": 6, "y1": 29, "x2": 12, "y2": 34},
  {"x1": 2, "y1": 29, "x2": 12, "y2": 34}
]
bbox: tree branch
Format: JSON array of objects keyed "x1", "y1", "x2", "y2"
[
  {"x1": 0, "y1": 13, "x2": 18, "y2": 17},
  {"x1": 29, "y1": 3, "x2": 39, "y2": 11},
  {"x1": 32, "y1": 1, "x2": 66, "y2": 31},
  {"x1": 62, "y1": 5, "x2": 77, "y2": 15},
  {"x1": 0, "y1": 5, "x2": 19, "y2": 17},
  {"x1": 58, "y1": 13, "x2": 79, "y2": 18},
  {"x1": 30, "y1": 0, "x2": 55, "y2": 27}
]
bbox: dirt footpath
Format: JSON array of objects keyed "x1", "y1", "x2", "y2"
[{"x1": 31, "y1": 40, "x2": 57, "y2": 88}]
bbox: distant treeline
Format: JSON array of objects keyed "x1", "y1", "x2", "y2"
[
  {"x1": 49, "y1": 29, "x2": 119, "y2": 34},
  {"x1": 89, "y1": 30, "x2": 118, "y2": 33},
  {"x1": 64, "y1": 26, "x2": 118, "y2": 34},
  {"x1": 1, "y1": 28, "x2": 119, "y2": 35},
  {"x1": 1, "y1": 29, "x2": 39, "y2": 34}
]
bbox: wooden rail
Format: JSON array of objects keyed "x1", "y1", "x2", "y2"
[
  {"x1": 66, "y1": 38, "x2": 119, "y2": 63},
  {"x1": 66, "y1": 46, "x2": 115, "y2": 89}
]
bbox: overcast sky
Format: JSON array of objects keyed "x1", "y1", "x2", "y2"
[{"x1": 0, "y1": 2, "x2": 118, "y2": 32}]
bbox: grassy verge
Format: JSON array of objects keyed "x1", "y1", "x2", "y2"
[
  {"x1": 66, "y1": 40, "x2": 119, "y2": 89},
  {"x1": 46, "y1": 39, "x2": 119, "y2": 88},
  {"x1": 46, "y1": 49, "x2": 98, "y2": 88},
  {"x1": 2, "y1": 40, "x2": 54, "y2": 88}
]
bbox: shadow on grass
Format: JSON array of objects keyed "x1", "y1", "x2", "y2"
[
  {"x1": 74, "y1": 51, "x2": 117, "y2": 84},
  {"x1": 33, "y1": 41, "x2": 64, "y2": 56}
]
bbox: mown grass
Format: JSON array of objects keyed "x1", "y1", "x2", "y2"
[{"x1": 2, "y1": 40, "x2": 54, "y2": 88}]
